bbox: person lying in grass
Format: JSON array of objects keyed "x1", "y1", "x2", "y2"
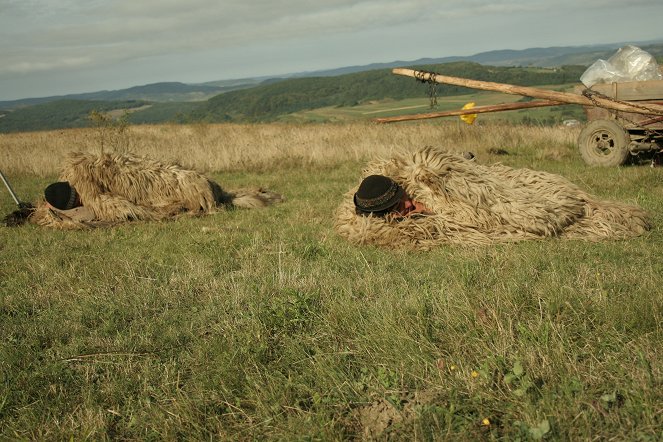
[
  {"x1": 26, "y1": 151, "x2": 283, "y2": 229},
  {"x1": 335, "y1": 146, "x2": 650, "y2": 249}
]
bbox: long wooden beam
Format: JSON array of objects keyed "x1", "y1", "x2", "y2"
[
  {"x1": 392, "y1": 68, "x2": 663, "y2": 116},
  {"x1": 374, "y1": 99, "x2": 563, "y2": 123}
]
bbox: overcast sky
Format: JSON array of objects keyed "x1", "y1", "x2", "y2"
[{"x1": 1, "y1": 0, "x2": 662, "y2": 101}]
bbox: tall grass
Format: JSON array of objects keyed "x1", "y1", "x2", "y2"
[
  {"x1": 1, "y1": 122, "x2": 661, "y2": 440},
  {"x1": 0, "y1": 121, "x2": 579, "y2": 175}
]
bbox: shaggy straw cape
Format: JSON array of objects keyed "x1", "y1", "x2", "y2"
[
  {"x1": 30, "y1": 151, "x2": 282, "y2": 229},
  {"x1": 334, "y1": 147, "x2": 650, "y2": 249}
]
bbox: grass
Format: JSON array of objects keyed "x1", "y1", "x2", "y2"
[
  {"x1": 1, "y1": 122, "x2": 662, "y2": 440},
  {"x1": 282, "y1": 85, "x2": 586, "y2": 125}
]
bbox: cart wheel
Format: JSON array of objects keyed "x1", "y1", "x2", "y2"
[{"x1": 578, "y1": 120, "x2": 630, "y2": 166}]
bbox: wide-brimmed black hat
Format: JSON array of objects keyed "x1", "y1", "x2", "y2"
[
  {"x1": 353, "y1": 175, "x2": 404, "y2": 213},
  {"x1": 44, "y1": 181, "x2": 78, "y2": 210}
]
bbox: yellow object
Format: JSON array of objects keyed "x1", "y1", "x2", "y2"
[
  {"x1": 460, "y1": 102, "x2": 477, "y2": 125},
  {"x1": 482, "y1": 418, "x2": 491, "y2": 426}
]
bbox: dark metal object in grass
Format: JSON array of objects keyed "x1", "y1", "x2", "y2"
[
  {"x1": 1, "y1": 169, "x2": 34, "y2": 226},
  {"x1": 1, "y1": 169, "x2": 22, "y2": 207}
]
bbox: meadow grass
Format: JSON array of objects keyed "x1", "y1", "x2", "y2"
[
  {"x1": 282, "y1": 88, "x2": 584, "y2": 125},
  {"x1": 1, "y1": 122, "x2": 661, "y2": 440}
]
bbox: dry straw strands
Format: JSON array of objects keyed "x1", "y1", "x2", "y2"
[
  {"x1": 0, "y1": 122, "x2": 579, "y2": 176},
  {"x1": 335, "y1": 147, "x2": 650, "y2": 248}
]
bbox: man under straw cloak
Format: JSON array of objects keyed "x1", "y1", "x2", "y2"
[
  {"x1": 335, "y1": 146, "x2": 650, "y2": 249},
  {"x1": 27, "y1": 151, "x2": 283, "y2": 229}
]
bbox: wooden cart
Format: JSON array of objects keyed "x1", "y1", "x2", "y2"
[
  {"x1": 378, "y1": 69, "x2": 663, "y2": 167},
  {"x1": 576, "y1": 80, "x2": 663, "y2": 166}
]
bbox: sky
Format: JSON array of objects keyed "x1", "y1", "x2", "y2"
[{"x1": 1, "y1": 0, "x2": 663, "y2": 101}]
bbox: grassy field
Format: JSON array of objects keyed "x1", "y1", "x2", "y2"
[
  {"x1": 282, "y1": 85, "x2": 586, "y2": 124},
  {"x1": 1, "y1": 122, "x2": 661, "y2": 440}
]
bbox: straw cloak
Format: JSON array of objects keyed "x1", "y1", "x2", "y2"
[
  {"x1": 334, "y1": 147, "x2": 650, "y2": 248},
  {"x1": 30, "y1": 151, "x2": 282, "y2": 229}
]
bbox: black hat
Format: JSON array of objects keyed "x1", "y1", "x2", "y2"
[
  {"x1": 353, "y1": 175, "x2": 404, "y2": 213},
  {"x1": 44, "y1": 181, "x2": 78, "y2": 210}
]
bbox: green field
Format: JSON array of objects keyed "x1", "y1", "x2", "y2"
[
  {"x1": 1, "y1": 62, "x2": 592, "y2": 132},
  {"x1": 1, "y1": 123, "x2": 661, "y2": 440},
  {"x1": 283, "y1": 87, "x2": 587, "y2": 125}
]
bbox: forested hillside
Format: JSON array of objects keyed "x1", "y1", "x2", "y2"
[
  {"x1": 192, "y1": 62, "x2": 587, "y2": 122},
  {"x1": 2, "y1": 42, "x2": 661, "y2": 133},
  {"x1": 0, "y1": 62, "x2": 588, "y2": 132},
  {"x1": 0, "y1": 100, "x2": 151, "y2": 133}
]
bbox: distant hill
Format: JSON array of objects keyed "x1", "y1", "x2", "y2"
[
  {"x1": 2, "y1": 41, "x2": 661, "y2": 110},
  {"x1": 1, "y1": 41, "x2": 662, "y2": 132},
  {"x1": 0, "y1": 99, "x2": 154, "y2": 133},
  {"x1": 0, "y1": 79, "x2": 269, "y2": 111},
  {"x1": 190, "y1": 62, "x2": 587, "y2": 123},
  {"x1": 0, "y1": 62, "x2": 589, "y2": 132},
  {"x1": 286, "y1": 42, "x2": 663, "y2": 77}
]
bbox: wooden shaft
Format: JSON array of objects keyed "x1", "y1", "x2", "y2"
[
  {"x1": 0, "y1": 169, "x2": 21, "y2": 206},
  {"x1": 639, "y1": 115, "x2": 663, "y2": 126},
  {"x1": 392, "y1": 68, "x2": 663, "y2": 116},
  {"x1": 374, "y1": 99, "x2": 563, "y2": 123}
]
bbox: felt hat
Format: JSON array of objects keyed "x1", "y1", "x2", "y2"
[
  {"x1": 44, "y1": 181, "x2": 78, "y2": 210},
  {"x1": 353, "y1": 175, "x2": 404, "y2": 213}
]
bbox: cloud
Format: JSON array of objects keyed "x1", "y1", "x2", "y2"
[
  {"x1": 2, "y1": 57, "x2": 92, "y2": 74},
  {"x1": 2, "y1": 0, "x2": 660, "y2": 73},
  {"x1": 0, "y1": 0, "x2": 662, "y2": 99}
]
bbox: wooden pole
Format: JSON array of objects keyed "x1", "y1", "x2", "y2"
[
  {"x1": 374, "y1": 99, "x2": 563, "y2": 123},
  {"x1": 0, "y1": 169, "x2": 22, "y2": 207},
  {"x1": 392, "y1": 68, "x2": 663, "y2": 116}
]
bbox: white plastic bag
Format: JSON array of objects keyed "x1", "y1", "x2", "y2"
[
  {"x1": 580, "y1": 45, "x2": 663, "y2": 87},
  {"x1": 580, "y1": 59, "x2": 624, "y2": 87}
]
